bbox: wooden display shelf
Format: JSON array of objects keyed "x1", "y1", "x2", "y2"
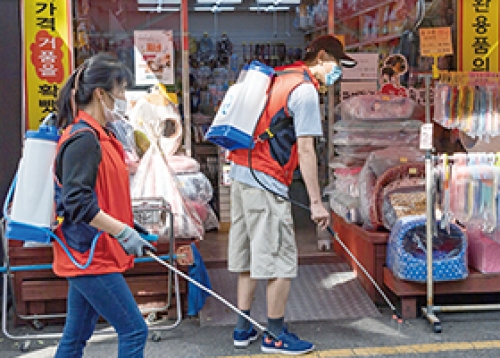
[
  {"x1": 383, "y1": 267, "x2": 500, "y2": 319},
  {"x1": 7, "y1": 239, "x2": 192, "y2": 327},
  {"x1": 332, "y1": 213, "x2": 500, "y2": 320},
  {"x1": 332, "y1": 213, "x2": 390, "y2": 306}
]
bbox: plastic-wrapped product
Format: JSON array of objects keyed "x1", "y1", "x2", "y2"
[
  {"x1": 176, "y1": 172, "x2": 214, "y2": 204},
  {"x1": 329, "y1": 156, "x2": 367, "y2": 169},
  {"x1": 166, "y1": 155, "x2": 201, "y2": 174},
  {"x1": 334, "y1": 145, "x2": 386, "y2": 155},
  {"x1": 328, "y1": 193, "x2": 362, "y2": 224},
  {"x1": 333, "y1": 119, "x2": 422, "y2": 133},
  {"x1": 332, "y1": 131, "x2": 419, "y2": 147},
  {"x1": 107, "y1": 118, "x2": 141, "y2": 174},
  {"x1": 107, "y1": 118, "x2": 137, "y2": 153},
  {"x1": 131, "y1": 144, "x2": 204, "y2": 239},
  {"x1": 332, "y1": 166, "x2": 362, "y2": 197},
  {"x1": 358, "y1": 147, "x2": 424, "y2": 228},
  {"x1": 332, "y1": 150, "x2": 372, "y2": 164},
  {"x1": 338, "y1": 94, "x2": 419, "y2": 120}
]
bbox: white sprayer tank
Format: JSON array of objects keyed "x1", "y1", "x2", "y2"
[
  {"x1": 205, "y1": 61, "x2": 274, "y2": 150},
  {"x1": 10, "y1": 124, "x2": 60, "y2": 228}
]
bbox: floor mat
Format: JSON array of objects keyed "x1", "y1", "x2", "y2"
[{"x1": 199, "y1": 263, "x2": 381, "y2": 327}]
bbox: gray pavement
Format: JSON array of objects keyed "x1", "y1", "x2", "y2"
[{"x1": 3, "y1": 306, "x2": 500, "y2": 357}]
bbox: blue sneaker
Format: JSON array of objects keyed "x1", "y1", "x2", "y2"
[
  {"x1": 261, "y1": 328, "x2": 314, "y2": 355},
  {"x1": 233, "y1": 326, "x2": 259, "y2": 348}
]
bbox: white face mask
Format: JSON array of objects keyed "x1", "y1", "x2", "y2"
[
  {"x1": 101, "y1": 93, "x2": 127, "y2": 122},
  {"x1": 108, "y1": 92, "x2": 128, "y2": 115}
]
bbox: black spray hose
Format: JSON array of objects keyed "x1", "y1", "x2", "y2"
[{"x1": 246, "y1": 146, "x2": 403, "y2": 321}]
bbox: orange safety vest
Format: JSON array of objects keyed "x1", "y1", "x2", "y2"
[
  {"x1": 229, "y1": 62, "x2": 319, "y2": 186},
  {"x1": 52, "y1": 111, "x2": 134, "y2": 277}
]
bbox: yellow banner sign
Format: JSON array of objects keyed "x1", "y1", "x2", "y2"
[
  {"x1": 22, "y1": 0, "x2": 73, "y2": 130},
  {"x1": 457, "y1": 0, "x2": 499, "y2": 72}
]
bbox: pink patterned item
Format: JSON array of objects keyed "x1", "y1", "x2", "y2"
[{"x1": 449, "y1": 153, "x2": 469, "y2": 223}]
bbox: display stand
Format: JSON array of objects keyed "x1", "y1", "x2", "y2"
[{"x1": 420, "y1": 73, "x2": 500, "y2": 334}]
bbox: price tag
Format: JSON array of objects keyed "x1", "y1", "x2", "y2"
[
  {"x1": 419, "y1": 27, "x2": 453, "y2": 57},
  {"x1": 420, "y1": 123, "x2": 434, "y2": 150}
]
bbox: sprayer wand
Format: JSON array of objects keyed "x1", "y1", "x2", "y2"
[{"x1": 246, "y1": 138, "x2": 403, "y2": 322}]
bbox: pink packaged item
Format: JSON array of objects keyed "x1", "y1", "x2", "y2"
[
  {"x1": 340, "y1": 94, "x2": 418, "y2": 120},
  {"x1": 467, "y1": 228, "x2": 500, "y2": 273}
]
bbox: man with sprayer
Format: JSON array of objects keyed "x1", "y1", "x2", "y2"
[{"x1": 227, "y1": 35, "x2": 357, "y2": 355}]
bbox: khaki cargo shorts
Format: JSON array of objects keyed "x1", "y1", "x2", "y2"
[{"x1": 228, "y1": 181, "x2": 297, "y2": 279}]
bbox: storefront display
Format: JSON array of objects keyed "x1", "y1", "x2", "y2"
[{"x1": 7, "y1": 0, "x2": 500, "y2": 335}]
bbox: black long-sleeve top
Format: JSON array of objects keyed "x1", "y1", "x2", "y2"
[{"x1": 55, "y1": 130, "x2": 101, "y2": 224}]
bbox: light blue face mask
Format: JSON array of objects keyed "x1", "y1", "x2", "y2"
[{"x1": 325, "y1": 64, "x2": 342, "y2": 86}]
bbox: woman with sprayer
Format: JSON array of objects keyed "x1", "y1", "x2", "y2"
[{"x1": 52, "y1": 53, "x2": 156, "y2": 358}]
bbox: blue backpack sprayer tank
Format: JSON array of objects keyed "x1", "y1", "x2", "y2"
[
  {"x1": 204, "y1": 60, "x2": 275, "y2": 151},
  {"x1": 4, "y1": 113, "x2": 60, "y2": 243},
  {"x1": 3, "y1": 113, "x2": 105, "y2": 269}
]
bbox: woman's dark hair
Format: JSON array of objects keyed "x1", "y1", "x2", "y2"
[{"x1": 56, "y1": 53, "x2": 133, "y2": 128}]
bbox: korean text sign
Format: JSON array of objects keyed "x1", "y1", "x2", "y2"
[
  {"x1": 23, "y1": 0, "x2": 73, "y2": 130},
  {"x1": 457, "y1": 0, "x2": 499, "y2": 72}
]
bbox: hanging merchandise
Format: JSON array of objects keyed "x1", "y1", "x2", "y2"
[
  {"x1": 216, "y1": 33, "x2": 233, "y2": 66},
  {"x1": 440, "y1": 153, "x2": 500, "y2": 233},
  {"x1": 433, "y1": 72, "x2": 500, "y2": 141},
  {"x1": 198, "y1": 32, "x2": 215, "y2": 64}
]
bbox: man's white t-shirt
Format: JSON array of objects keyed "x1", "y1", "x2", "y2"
[{"x1": 229, "y1": 82, "x2": 323, "y2": 197}]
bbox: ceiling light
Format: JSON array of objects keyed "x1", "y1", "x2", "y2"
[
  {"x1": 249, "y1": 5, "x2": 290, "y2": 11},
  {"x1": 137, "y1": 0, "x2": 181, "y2": 4},
  {"x1": 196, "y1": 0, "x2": 242, "y2": 4},
  {"x1": 256, "y1": 0, "x2": 300, "y2": 4},
  {"x1": 194, "y1": 5, "x2": 235, "y2": 12},
  {"x1": 137, "y1": 6, "x2": 180, "y2": 12}
]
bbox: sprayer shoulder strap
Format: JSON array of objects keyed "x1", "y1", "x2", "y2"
[
  {"x1": 258, "y1": 117, "x2": 293, "y2": 141},
  {"x1": 256, "y1": 70, "x2": 305, "y2": 142}
]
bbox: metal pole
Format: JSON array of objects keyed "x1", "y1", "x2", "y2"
[
  {"x1": 181, "y1": 0, "x2": 191, "y2": 157},
  {"x1": 327, "y1": 0, "x2": 335, "y2": 184},
  {"x1": 421, "y1": 73, "x2": 441, "y2": 333}
]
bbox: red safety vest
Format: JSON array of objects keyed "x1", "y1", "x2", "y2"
[
  {"x1": 229, "y1": 62, "x2": 319, "y2": 186},
  {"x1": 52, "y1": 111, "x2": 134, "y2": 277}
]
